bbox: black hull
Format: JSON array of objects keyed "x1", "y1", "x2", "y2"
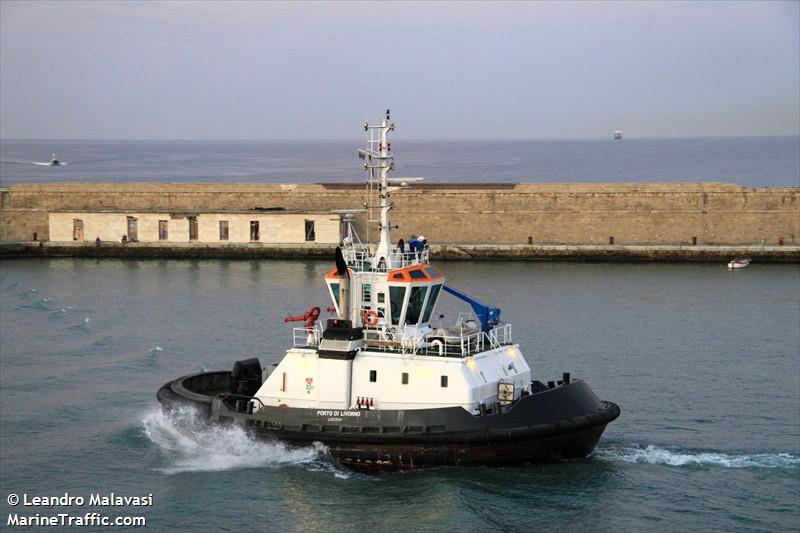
[
  {"x1": 324, "y1": 424, "x2": 608, "y2": 470},
  {"x1": 157, "y1": 371, "x2": 620, "y2": 472}
]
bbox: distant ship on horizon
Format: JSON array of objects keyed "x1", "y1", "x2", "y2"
[{"x1": 614, "y1": 130, "x2": 623, "y2": 140}]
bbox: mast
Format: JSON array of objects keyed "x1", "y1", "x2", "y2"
[{"x1": 359, "y1": 109, "x2": 396, "y2": 269}]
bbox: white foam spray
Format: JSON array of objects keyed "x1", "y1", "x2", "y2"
[
  {"x1": 595, "y1": 444, "x2": 800, "y2": 469},
  {"x1": 141, "y1": 407, "x2": 345, "y2": 476}
]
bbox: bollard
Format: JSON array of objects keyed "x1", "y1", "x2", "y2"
[{"x1": 563, "y1": 372, "x2": 571, "y2": 384}]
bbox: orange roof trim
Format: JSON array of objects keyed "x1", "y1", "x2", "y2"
[
  {"x1": 325, "y1": 267, "x2": 352, "y2": 280},
  {"x1": 386, "y1": 265, "x2": 444, "y2": 283}
]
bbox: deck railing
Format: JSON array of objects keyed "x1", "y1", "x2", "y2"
[
  {"x1": 487, "y1": 323, "x2": 512, "y2": 349},
  {"x1": 290, "y1": 318, "x2": 511, "y2": 357},
  {"x1": 292, "y1": 325, "x2": 322, "y2": 348},
  {"x1": 342, "y1": 244, "x2": 429, "y2": 272},
  {"x1": 362, "y1": 322, "x2": 512, "y2": 358}
]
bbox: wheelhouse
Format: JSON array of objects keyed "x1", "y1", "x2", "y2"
[{"x1": 325, "y1": 263, "x2": 444, "y2": 331}]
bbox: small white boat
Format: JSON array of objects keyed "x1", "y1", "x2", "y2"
[
  {"x1": 727, "y1": 257, "x2": 751, "y2": 269},
  {"x1": 32, "y1": 153, "x2": 66, "y2": 166}
]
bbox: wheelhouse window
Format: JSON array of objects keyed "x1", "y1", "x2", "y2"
[
  {"x1": 72, "y1": 219, "x2": 84, "y2": 241},
  {"x1": 441, "y1": 375, "x2": 448, "y2": 388},
  {"x1": 369, "y1": 370, "x2": 377, "y2": 383},
  {"x1": 422, "y1": 284, "x2": 442, "y2": 323},
  {"x1": 158, "y1": 220, "x2": 168, "y2": 241},
  {"x1": 188, "y1": 217, "x2": 198, "y2": 241},
  {"x1": 402, "y1": 372, "x2": 409, "y2": 385},
  {"x1": 389, "y1": 286, "x2": 407, "y2": 325},
  {"x1": 405, "y1": 286, "x2": 429, "y2": 325},
  {"x1": 250, "y1": 221, "x2": 260, "y2": 241},
  {"x1": 329, "y1": 282, "x2": 340, "y2": 307},
  {"x1": 219, "y1": 220, "x2": 229, "y2": 241},
  {"x1": 305, "y1": 220, "x2": 315, "y2": 241}
]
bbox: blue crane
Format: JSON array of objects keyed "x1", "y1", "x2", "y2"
[{"x1": 442, "y1": 285, "x2": 502, "y2": 332}]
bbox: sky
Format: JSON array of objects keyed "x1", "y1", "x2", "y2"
[{"x1": 1, "y1": 1, "x2": 798, "y2": 140}]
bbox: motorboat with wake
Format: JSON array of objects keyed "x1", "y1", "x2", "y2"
[
  {"x1": 31, "y1": 153, "x2": 65, "y2": 166},
  {"x1": 157, "y1": 111, "x2": 620, "y2": 471},
  {"x1": 727, "y1": 257, "x2": 751, "y2": 269}
]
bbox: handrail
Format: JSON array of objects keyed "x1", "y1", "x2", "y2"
[
  {"x1": 292, "y1": 325, "x2": 322, "y2": 347},
  {"x1": 358, "y1": 322, "x2": 511, "y2": 358},
  {"x1": 486, "y1": 324, "x2": 512, "y2": 349},
  {"x1": 294, "y1": 314, "x2": 511, "y2": 357},
  {"x1": 341, "y1": 244, "x2": 429, "y2": 272}
]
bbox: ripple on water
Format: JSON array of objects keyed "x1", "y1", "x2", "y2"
[{"x1": 17, "y1": 300, "x2": 54, "y2": 312}]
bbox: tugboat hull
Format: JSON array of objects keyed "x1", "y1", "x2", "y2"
[
  {"x1": 327, "y1": 423, "x2": 610, "y2": 470},
  {"x1": 157, "y1": 371, "x2": 620, "y2": 472}
]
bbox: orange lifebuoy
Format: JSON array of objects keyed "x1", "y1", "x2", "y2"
[{"x1": 363, "y1": 310, "x2": 379, "y2": 326}]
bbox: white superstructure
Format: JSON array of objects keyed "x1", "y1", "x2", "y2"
[{"x1": 253, "y1": 112, "x2": 531, "y2": 414}]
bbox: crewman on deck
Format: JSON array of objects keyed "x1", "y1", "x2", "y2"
[{"x1": 408, "y1": 235, "x2": 422, "y2": 254}]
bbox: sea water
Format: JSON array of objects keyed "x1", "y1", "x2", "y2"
[
  {"x1": 1, "y1": 259, "x2": 798, "y2": 531},
  {"x1": 1, "y1": 136, "x2": 799, "y2": 530},
  {"x1": 1, "y1": 137, "x2": 799, "y2": 187}
]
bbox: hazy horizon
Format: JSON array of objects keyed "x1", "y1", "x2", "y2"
[
  {"x1": 3, "y1": 134, "x2": 800, "y2": 143},
  {"x1": 2, "y1": 1, "x2": 798, "y2": 141}
]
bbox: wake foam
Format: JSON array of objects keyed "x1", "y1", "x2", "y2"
[
  {"x1": 141, "y1": 407, "x2": 341, "y2": 476},
  {"x1": 595, "y1": 444, "x2": 800, "y2": 469}
]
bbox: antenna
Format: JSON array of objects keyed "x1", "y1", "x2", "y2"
[{"x1": 359, "y1": 112, "x2": 396, "y2": 269}]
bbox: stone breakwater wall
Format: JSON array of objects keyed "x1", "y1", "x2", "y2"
[
  {"x1": 1, "y1": 242, "x2": 796, "y2": 262},
  {"x1": 1, "y1": 182, "x2": 798, "y2": 247}
]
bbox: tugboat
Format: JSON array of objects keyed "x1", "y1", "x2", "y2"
[{"x1": 157, "y1": 111, "x2": 620, "y2": 471}]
